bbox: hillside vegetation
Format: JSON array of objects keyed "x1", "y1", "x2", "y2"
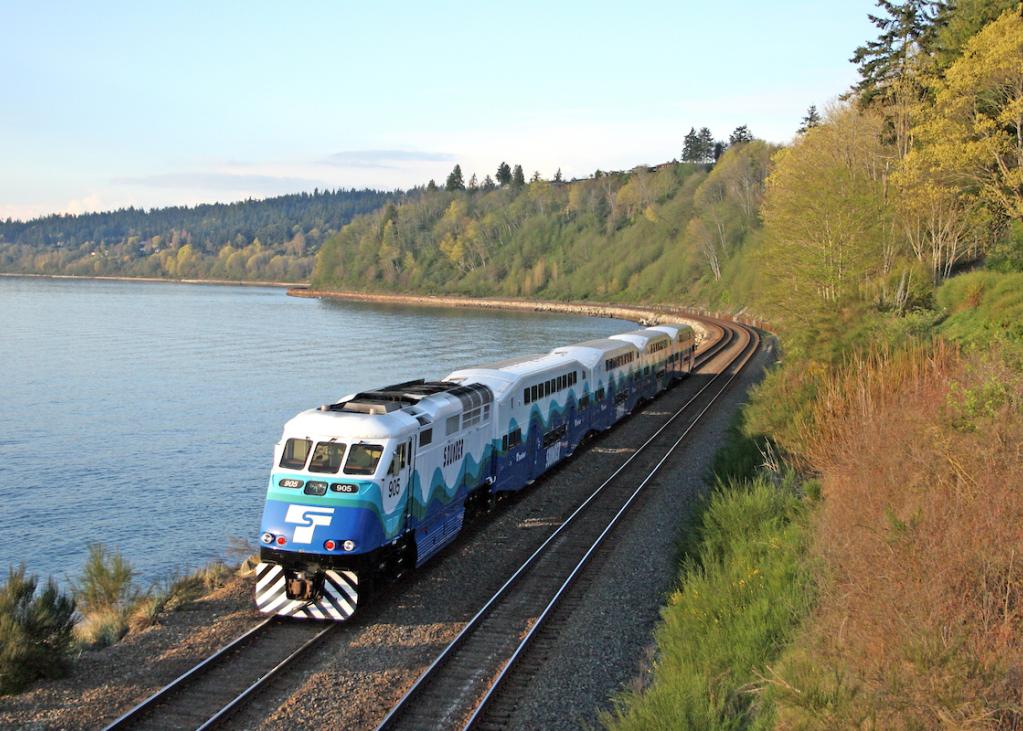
[
  {"x1": 311, "y1": 143, "x2": 772, "y2": 308},
  {"x1": 0, "y1": 188, "x2": 396, "y2": 281}
]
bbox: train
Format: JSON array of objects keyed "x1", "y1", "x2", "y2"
[{"x1": 254, "y1": 323, "x2": 697, "y2": 620}]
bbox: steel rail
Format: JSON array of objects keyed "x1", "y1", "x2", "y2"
[
  {"x1": 102, "y1": 617, "x2": 276, "y2": 730},
  {"x1": 375, "y1": 321, "x2": 754, "y2": 730},
  {"x1": 195, "y1": 623, "x2": 337, "y2": 730}
]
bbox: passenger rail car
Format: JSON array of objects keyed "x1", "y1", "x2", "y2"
[{"x1": 255, "y1": 323, "x2": 697, "y2": 620}]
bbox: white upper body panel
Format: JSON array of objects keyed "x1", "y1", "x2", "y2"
[
  {"x1": 647, "y1": 323, "x2": 695, "y2": 344},
  {"x1": 609, "y1": 328, "x2": 669, "y2": 352},
  {"x1": 550, "y1": 338, "x2": 636, "y2": 370}
]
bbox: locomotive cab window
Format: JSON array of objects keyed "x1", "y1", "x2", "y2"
[
  {"x1": 420, "y1": 427, "x2": 433, "y2": 447},
  {"x1": 279, "y1": 438, "x2": 312, "y2": 470},
  {"x1": 309, "y1": 442, "x2": 346, "y2": 474},
  {"x1": 344, "y1": 444, "x2": 383, "y2": 476},
  {"x1": 387, "y1": 443, "x2": 408, "y2": 476},
  {"x1": 446, "y1": 415, "x2": 460, "y2": 435}
]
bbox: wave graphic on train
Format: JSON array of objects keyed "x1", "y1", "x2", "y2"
[{"x1": 254, "y1": 324, "x2": 696, "y2": 620}]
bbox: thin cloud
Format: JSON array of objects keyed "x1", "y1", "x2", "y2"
[
  {"x1": 322, "y1": 149, "x2": 456, "y2": 168},
  {"x1": 112, "y1": 172, "x2": 327, "y2": 194}
]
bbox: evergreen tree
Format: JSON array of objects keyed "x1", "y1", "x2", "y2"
[
  {"x1": 496, "y1": 162, "x2": 512, "y2": 186},
  {"x1": 427, "y1": 179, "x2": 438, "y2": 192},
  {"x1": 554, "y1": 168, "x2": 563, "y2": 183},
  {"x1": 798, "y1": 105, "x2": 823, "y2": 134},
  {"x1": 728, "y1": 125, "x2": 754, "y2": 145},
  {"x1": 714, "y1": 141, "x2": 727, "y2": 161},
  {"x1": 697, "y1": 127, "x2": 716, "y2": 163},
  {"x1": 682, "y1": 127, "x2": 700, "y2": 162},
  {"x1": 445, "y1": 164, "x2": 465, "y2": 192},
  {"x1": 468, "y1": 173, "x2": 478, "y2": 191},
  {"x1": 481, "y1": 175, "x2": 497, "y2": 191},
  {"x1": 512, "y1": 165, "x2": 526, "y2": 187},
  {"x1": 850, "y1": 0, "x2": 940, "y2": 106},
  {"x1": 531, "y1": 170, "x2": 542, "y2": 183}
]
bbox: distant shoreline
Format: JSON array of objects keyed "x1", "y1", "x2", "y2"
[
  {"x1": 287, "y1": 286, "x2": 742, "y2": 337},
  {"x1": 0, "y1": 272, "x2": 303, "y2": 288}
]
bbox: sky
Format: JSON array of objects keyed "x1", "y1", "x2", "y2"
[{"x1": 0, "y1": 1, "x2": 877, "y2": 221}]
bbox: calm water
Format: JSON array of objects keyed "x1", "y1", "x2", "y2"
[{"x1": 0, "y1": 277, "x2": 632, "y2": 585}]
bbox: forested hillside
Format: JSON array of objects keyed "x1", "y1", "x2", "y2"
[
  {"x1": 0, "y1": 188, "x2": 396, "y2": 281},
  {"x1": 312, "y1": 140, "x2": 773, "y2": 307}
]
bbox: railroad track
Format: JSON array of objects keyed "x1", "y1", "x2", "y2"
[
  {"x1": 101, "y1": 318, "x2": 748, "y2": 731},
  {"x1": 102, "y1": 618, "x2": 335, "y2": 731},
  {"x1": 375, "y1": 322, "x2": 759, "y2": 730}
]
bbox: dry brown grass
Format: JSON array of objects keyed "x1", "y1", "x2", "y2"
[{"x1": 771, "y1": 341, "x2": 1023, "y2": 729}]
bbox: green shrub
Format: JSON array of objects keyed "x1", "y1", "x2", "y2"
[
  {"x1": 72, "y1": 544, "x2": 139, "y2": 615},
  {"x1": 0, "y1": 565, "x2": 77, "y2": 695},
  {"x1": 603, "y1": 477, "x2": 814, "y2": 730}
]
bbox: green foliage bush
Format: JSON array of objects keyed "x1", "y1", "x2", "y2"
[
  {"x1": 73, "y1": 544, "x2": 139, "y2": 615},
  {"x1": 0, "y1": 565, "x2": 77, "y2": 695},
  {"x1": 603, "y1": 477, "x2": 813, "y2": 730},
  {"x1": 936, "y1": 270, "x2": 1023, "y2": 347}
]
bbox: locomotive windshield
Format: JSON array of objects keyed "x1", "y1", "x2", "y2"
[
  {"x1": 309, "y1": 442, "x2": 347, "y2": 474},
  {"x1": 345, "y1": 444, "x2": 384, "y2": 475},
  {"x1": 279, "y1": 438, "x2": 311, "y2": 469}
]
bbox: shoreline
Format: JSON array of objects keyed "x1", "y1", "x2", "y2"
[
  {"x1": 0, "y1": 272, "x2": 303, "y2": 289},
  {"x1": 288, "y1": 286, "x2": 763, "y2": 334}
]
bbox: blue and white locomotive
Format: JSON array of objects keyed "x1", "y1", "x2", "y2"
[{"x1": 254, "y1": 324, "x2": 696, "y2": 620}]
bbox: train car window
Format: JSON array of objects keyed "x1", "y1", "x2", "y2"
[
  {"x1": 523, "y1": 388, "x2": 530, "y2": 404},
  {"x1": 344, "y1": 444, "x2": 383, "y2": 476},
  {"x1": 446, "y1": 415, "x2": 460, "y2": 435},
  {"x1": 580, "y1": 394, "x2": 590, "y2": 409},
  {"x1": 464, "y1": 407, "x2": 481, "y2": 428},
  {"x1": 545, "y1": 380, "x2": 552, "y2": 396},
  {"x1": 531, "y1": 385, "x2": 539, "y2": 402},
  {"x1": 279, "y1": 438, "x2": 312, "y2": 469},
  {"x1": 596, "y1": 387, "x2": 606, "y2": 400},
  {"x1": 420, "y1": 428, "x2": 433, "y2": 447},
  {"x1": 309, "y1": 442, "x2": 346, "y2": 474},
  {"x1": 483, "y1": 404, "x2": 491, "y2": 420},
  {"x1": 509, "y1": 428, "x2": 522, "y2": 447},
  {"x1": 502, "y1": 435, "x2": 508, "y2": 451}
]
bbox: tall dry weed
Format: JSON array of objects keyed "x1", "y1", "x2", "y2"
[{"x1": 772, "y1": 340, "x2": 1023, "y2": 728}]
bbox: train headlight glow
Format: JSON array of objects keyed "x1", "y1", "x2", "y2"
[
  {"x1": 342, "y1": 540, "x2": 356, "y2": 552},
  {"x1": 260, "y1": 531, "x2": 274, "y2": 545}
]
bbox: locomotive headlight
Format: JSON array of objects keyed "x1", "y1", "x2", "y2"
[
  {"x1": 342, "y1": 540, "x2": 356, "y2": 552},
  {"x1": 260, "y1": 531, "x2": 275, "y2": 545}
]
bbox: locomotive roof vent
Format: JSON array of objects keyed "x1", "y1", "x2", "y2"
[
  {"x1": 325, "y1": 379, "x2": 493, "y2": 414},
  {"x1": 338, "y1": 400, "x2": 401, "y2": 415}
]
